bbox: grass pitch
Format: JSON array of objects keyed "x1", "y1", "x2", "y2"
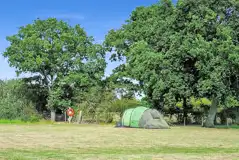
[{"x1": 0, "y1": 124, "x2": 238, "y2": 160}]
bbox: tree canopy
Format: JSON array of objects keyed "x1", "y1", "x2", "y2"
[
  {"x1": 104, "y1": 0, "x2": 239, "y2": 127},
  {"x1": 3, "y1": 18, "x2": 106, "y2": 120}
]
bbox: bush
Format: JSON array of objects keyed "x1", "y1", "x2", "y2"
[
  {"x1": 110, "y1": 98, "x2": 141, "y2": 116},
  {"x1": 20, "y1": 114, "x2": 41, "y2": 122},
  {"x1": 0, "y1": 79, "x2": 41, "y2": 121}
]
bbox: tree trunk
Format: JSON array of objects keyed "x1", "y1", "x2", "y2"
[
  {"x1": 77, "y1": 110, "x2": 83, "y2": 124},
  {"x1": 51, "y1": 110, "x2": 56, "y2": 122},
  {"x1": 183, "y1": 97, "x2": 187, "y2": 125},
  {"x1": 204, "y1": 98, "x2": 218, "y2": 128},
  {"x1": 236, "y1": 108, "x2": 239, "y2": 125},
  {"x1": 201, "y1": 116, "x2": 204, "y2": 126},
  {"x1": 64, "y1": 111, "x2": 67, "y2": 122}
]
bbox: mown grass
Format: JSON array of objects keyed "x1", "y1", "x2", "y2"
[
  {"x1": 216, "y1": 125, "x2": 239, "y2": 129},
  {"x1": 0, "y1": 124, "x2": 239, "y2": 160},
  {"x1": 0, "y1": 119, "x2": 25, "y2": 124},
  {"x1": 0, "y1": 119, "x2": 53, "y2": 124},
  {"x1": 1, "y1": 146, "x2": 239, "y2": 160}
]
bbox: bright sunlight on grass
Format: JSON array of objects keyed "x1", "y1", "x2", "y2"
[{"x1": 0, "y1": 124, "x2": 239, "y2": 160}]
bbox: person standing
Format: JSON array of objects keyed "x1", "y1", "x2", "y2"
[{"x1": 67, "y1": 107, "x2": 74, "y2": 123}]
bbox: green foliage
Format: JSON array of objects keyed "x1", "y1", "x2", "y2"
[
  {"x1": 3, "y1": 18, "x2": 106, "y2": 114},
  {"x1": 176, "y1": 97, "x2": 211, "y2": 109},
  {"x1": 140, "y1": 97, "x2": 153, "y2": 108},
  {"x1": 224, "y1": 96, "x2": 239, "y2": 108},
  {"x1": 0, "y1": 79, "x2": 41, "y2": 121},
  {"x1": 104, "y1": 0, "x2": 239, "y2": 127},
  {"x1": 20, "y1": 114, "x2": 41, "y2": 123},
  {"x1": 76, "y1": 85, "x2": 115, "y2": 123},
  {"x1": 104, "y1": 0, "x2": 188, "y2": 109},
  {"x1": 110, "y1": 98, "x2": 141, "y2": 115},
  {"x1": 75, "y1": 82, "x2": 141, "y2": 123},
  {"x1": 1, "y1": 1, "x2": 239, "y2": 126}
]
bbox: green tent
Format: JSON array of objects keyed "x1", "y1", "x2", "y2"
[
  {"x1": 122, "y1": 106, "x2": 148, "y2": 128},
  {"x1": 121, "y1": 106, "x2": 169, "y2": 129}
]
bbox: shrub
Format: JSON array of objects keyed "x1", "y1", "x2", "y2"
[
  {"x1": 0, "y1": 79, "x2": 41, "y2": 121},
  {"x1": 110, "y1": 98, "x2": 141, "y2": 116}
]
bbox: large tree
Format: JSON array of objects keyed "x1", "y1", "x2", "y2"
[
  {"x1": 105, "y1": 0, "x2": 177, "y2": 110},
  {"x1": 104, "y1": 0, "x2": 239, "y2": 127},
  {"x1": 3, "y1": 18, "x2": 106, "y2": 121},
  {"x1": 174, "y1": 0, "x2": 239, "y2": 127}
]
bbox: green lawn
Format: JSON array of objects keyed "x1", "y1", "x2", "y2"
[
  {"x1": 0, "y1": 124, "x2": 239, "y2": 160},
  {"x1": 216, "y1": 125, "x2": 239, "y2": 129}
]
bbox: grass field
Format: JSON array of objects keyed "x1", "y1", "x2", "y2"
[{"x1": 0, "y1": 124, "x2": 239, "y2": 160}]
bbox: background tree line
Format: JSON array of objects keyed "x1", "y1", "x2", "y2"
[{"x1": 1, "y1": 0, "x2": 239, "y2": 127}]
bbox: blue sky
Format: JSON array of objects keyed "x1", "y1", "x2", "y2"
[{"x1": 0, "y1": 0, "x2": 176, "y2": 80}]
